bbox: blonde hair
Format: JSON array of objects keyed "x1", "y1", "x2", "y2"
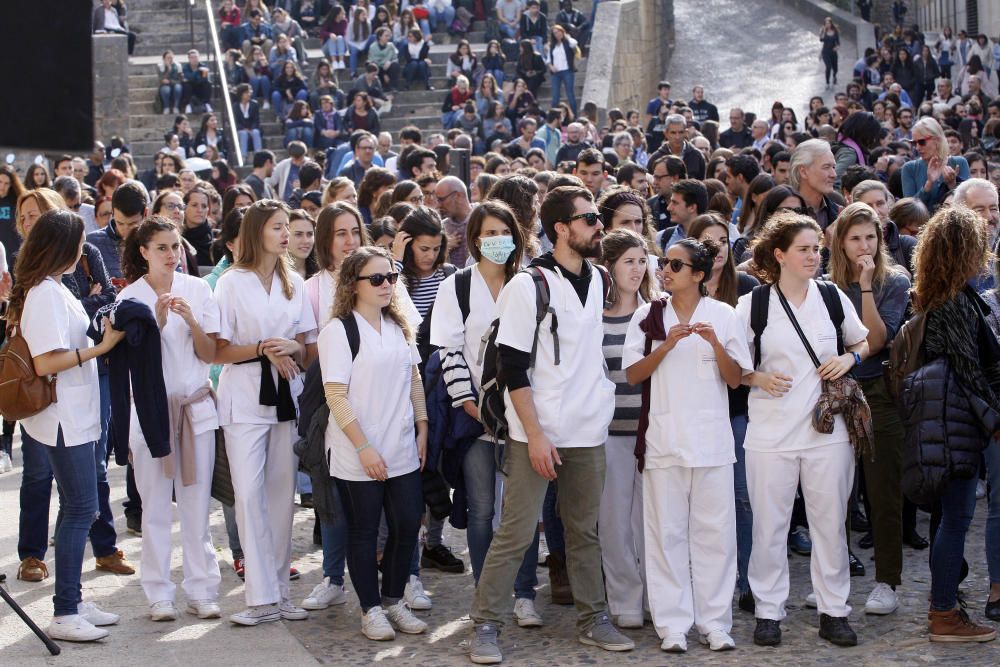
[
  {"x1": 330, "y1": 246, "x2": 413, "y2": 342},
  {"x1": 322, "y1": 177, "x2": 355, "y2": 206},
  {"x1": 912, "y1": 117, "x2": 949, "y2": 160},
  {"x1": 232, "y1": 199, "x2": 295, "y2": 300},
  {"x1": 828, "y1": 202, "x2": 897, "y2": 291},
  {"x1": 15, "y1": 187, "x2": 65, "y2": 238}
]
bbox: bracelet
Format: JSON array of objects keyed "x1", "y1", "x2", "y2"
[
  {"x1": 355, "y1": 443, "x2": 371, "y2": 454},
  {"x1": 861, "y1": 289, "x2": 873, "y2": 294},
  {"x1": 256, "y1": 340, "x2": 262, "y2": 357},
  {"x1": 75, "y1": 349, "x2": 83, "y2": 367}
]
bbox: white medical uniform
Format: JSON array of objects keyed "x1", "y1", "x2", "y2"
[
  {"x1": 304, "y1": 267, "x2": 422, "y2": 334},
  {"x1": 118, "y1": 273, "x2": 223, "y2": 605},
  {"x1": 734, "y1": 281, "x2": 868, "y2": 620},
  {"x1": 216, "y1": 268, "x2": 317, "y2": 607},
  {"x1": 623, "y1": 295, "x2": 752, "y2": 639}
]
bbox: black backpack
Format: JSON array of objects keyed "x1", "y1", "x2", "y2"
[
  {"x1": 477, "y1": 263, "x2": 610, "y2": 443},
  {"x1": 750, "y1": 280, "x2": 844, "y2": 369}
]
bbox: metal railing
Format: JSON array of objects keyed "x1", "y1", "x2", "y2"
[{"x1": 201, "y1": 0, "x2": 243, "y2": 167}]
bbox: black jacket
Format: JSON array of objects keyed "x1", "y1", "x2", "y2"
[
  {"x1": 183, "y1": 220, "x2": 214, "y2": 267},
  {"x1": 233, "y1": 100, "x2": 261, "y2": 131}
]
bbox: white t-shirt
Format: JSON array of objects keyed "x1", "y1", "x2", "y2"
[
  {"x1": 319, "y1": 312, "x2": 421, "y2": 481},
  {"x1": 735, "y1": 281, "x2": 868, "y2": 452},
  {"x1": 623, "y1": 296, "x2": 752, "y2": 468},
  {"x1": 429, "y1": 265, "x2": 497, "y2": 393},
  {"x1": 496, "y1": 264, "x2": 615, "y2": 447},
  {"x1": 304, "y1": 267, "x2": 422, "y2": 337},
  {"x1": 20, "y1": 278, "x2": 101, "y2": 447},
  {"x1": 215, "y1": 268, "x2": 317, "y2": 425}
]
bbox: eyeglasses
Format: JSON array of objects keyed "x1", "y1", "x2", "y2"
[
  {"x1": 164, "y1": 202, "x2": 186, "y2": 212},
  {"x1": 357, "y1": 272, "x2": 399, "y2": 286},
  {"x1": 69, "y1": 202, "x2": 82, "y2": 211},
  {"x1": 913, "y1": 137, "x2": 932, "y2": 147},
  {"x1": 408, "y1": 194, "x2": 425, "y2": 204},
  {"x1": 658, "y1": 258, "x2": 695, "y2": 273},
  {"x1": 560, "y1": 212, "x2": 600, "y2": 226}
]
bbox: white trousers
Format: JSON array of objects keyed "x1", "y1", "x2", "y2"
[
  {"x1": 224, "y1": 422, "x2": 297, "y2": 607},
  {"x1": 599, "y1": 434, "x2": 646, "y2": 616},
  {"x1": 132, "y1": 427, "x2": 221, "y2": 605},
  {"x1": 643, "y1": 464, "x2": 735, "y2": 638},
  {"x1": 746, "y1": 443, "x2": 854, "y2": 620}
]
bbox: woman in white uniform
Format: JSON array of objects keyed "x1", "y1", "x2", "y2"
[
  {"x1": 12, "y1": 209, "x2": 124, "y2": 642},
  {"x1": 597, "y1": 228, "x2": 653, "y2": 629},
  {"x1": 735, "y1": 212, "x2": 869, "y2": 648},
  {"x1": 118, "y1": 217, "x2": 223, "y2": 621},
  {"x1": 624, "y1": 238, "x2": 752, "y2": 653},
  {"x1": 319, "y1": 246, "x2": 428, "y2": 641},
  {"x1": 215, "y1": 199, "x2": 317, "y2": 626}
]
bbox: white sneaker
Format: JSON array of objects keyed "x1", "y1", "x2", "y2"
[
  {"x1": 172, "y1": 107, "x2": 180, "y2": 115},
  {"x1": 279, "y1": 599, "x2": 309, "y2": 621},
  {"x1": 187, "y1": 599, "x2": 222, "y2": 619},
  {"x1": 47, "y1": 614, "x2": 109, "y2": 642},
  {"x1": 660, "y1": 633, "x2": 687, "y2": 652},
  {"x1": 78, "y1": 601, "x2": 119, "y2": 626},
  {"x1": 184, "y1": 104, "x2": 193, "y2": 113},
  {"x1": 150, "y1": 600, "x2": 179, "y2": 621},
  {"x1": 613, "y1": 612, "x2": 643, "y2": 629},
  {"x1": 805, "y1": 592, "x2": 817, "y2": 608},
  {"x1": 699, "y1": 629, "x2": 736, "y2": 651},
  {"x1": 302, "y1": 577, "x2": 348, "y2": 610},
  {"x1": 0, "y1": 451, "x2": 12, "y2": 472},
  {"x1": 385, "y1": 600, "x2": 427, "y2": 634},
  {"x1": 513, "y1": 598, "x2": 543, "y2": 627},
  {"x1": 230, "y1": 603, "x2": 280, "y2": 626},
  {"x1": 864, "y1": 582, "x2": 899, "y2": 615},
  {"x1": 205, "y1": 103, "x2": 213, "y2": 112},
  {"x1": 162, "y1": 108, "x2": 170, "y2": 115},
  {"x1": 362, "y1": 606, "x2": 396, "y2": 641},
  {"x1": 262, "y1": 101, "x2": 270, "y2": 110},
  {"x1": 403, "y1": 575, "x2": 432, "y2": 610},
  {"x1": 977, "y1": 479, "x2": 987, "y2": 500}
]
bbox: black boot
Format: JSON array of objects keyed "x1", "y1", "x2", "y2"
[
  {"x1": 738, "y1": 589, "x2": 756, "y2": 613},
  {"x1": 819, "y1": 614, "x2": 857, "y2": 646},
  {"x1": 753, "y1": 618, "x2": 781, "y2": 646},
  {"x1": 849, "y1": 550, "x2": 866, "y2": 577}
]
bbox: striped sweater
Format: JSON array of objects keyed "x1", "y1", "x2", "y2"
[{"x1": 603, "y1": 312, "x2": 642, "y2": 436}]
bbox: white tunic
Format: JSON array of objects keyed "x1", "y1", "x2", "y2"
[
  {"x1": 429, "y1": 265, "x2": 498, "y2": 394},
  {"x1": 622, "y1": 296, "x2": 752, "y2": 468},
  {"x1": 319, "y1": 312, "x2": 421, "y2": 481},
  {"x1": 304, "y1": 267, "x2": 422, "y2": 334},
  {"x1": 215, "y1": 268, "x2": 317, "y2": 425},
  {"x1": 20, "y1": 278, "x2": 101, "y2": 447},
  {"x1": 735, "y1": 281, "x2": 868, "y2": 452}
]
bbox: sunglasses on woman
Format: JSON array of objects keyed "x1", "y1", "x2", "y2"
[
  {"x1": 357, "y1": 272, "x2": 399, "y2": 287},
  {"x1": 913, "y1": 137, "x2": 932, "y2": 147},
  {"x1": 658, "y1": 258, "x2": 695, "y2": 273},
  {"x1": 560, "y1": 211, "x2": 600, "y2": 226}
]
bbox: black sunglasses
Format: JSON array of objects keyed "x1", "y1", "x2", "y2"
[
  {"x1": 357, "y1": 272, "x2": 399, "y2": 287},
  {"x1": 560, "y1": 212, "x2": 600, "y2": 226},
  {"x1": 658, "y1": 258, "x2": 695, "y2": 273},
  {"x1": 913, "y1": 137, "x2": 932, "y2": 147}
]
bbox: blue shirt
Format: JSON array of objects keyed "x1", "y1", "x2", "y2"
[
  {"x1": 284, "y1": 162, "x2": 301, "y2": 201},
  {"x1": 900, "y1": 155, "x2": 970, "y2": 212}
]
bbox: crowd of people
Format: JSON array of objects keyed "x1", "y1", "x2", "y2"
[{"x1": 2, "y1": 0, "x2": 1000, "y2": 662}]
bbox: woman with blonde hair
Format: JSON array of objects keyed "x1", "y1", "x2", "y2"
[
  {"x1": 901, "y1": 117, "x2": 970, "y2": 213},
  {"x1": 322, "y1": 176, "x2": 358, "y2": 207}
]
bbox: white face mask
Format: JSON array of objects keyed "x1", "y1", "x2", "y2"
[{"x1": 479, "y1": 235, "x2": 516, "y2": 265}]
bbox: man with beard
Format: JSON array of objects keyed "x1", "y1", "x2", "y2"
[{"x1": 469, "y1": 185, "x2": 634, "y2": 664}]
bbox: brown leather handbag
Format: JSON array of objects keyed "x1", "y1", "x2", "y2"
[{"x1": 0, "y1": 324, "x2": 57, "y2": 420}]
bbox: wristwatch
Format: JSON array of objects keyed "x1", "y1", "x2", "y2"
[{"x1": 851, "y1": 351, "x2": 862, "y2": 367}]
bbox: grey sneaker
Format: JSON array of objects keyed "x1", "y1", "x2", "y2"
[
  {"x1": 470, "y1": 623, "x2": 502, "y2": 664},
  {"x1": 579, "y1": 614, "x2": 635, "y2": 652}
]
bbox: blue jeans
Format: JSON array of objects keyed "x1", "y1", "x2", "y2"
[
  {"x1": 499, "y1": 23, "x2": 517, "y2": 39},
  {"x1": 239, "y1": 128, "x2": 263, "y2": 155},
  {"x1": 297, "y1": 471, "x2": 312, "y2": 495},
  {"x1": 47, "y1": 434, "x2": 99, "y2": 617},
  {"x1": 551, "y1": 69, "x2": 577, "y2": 115},
  {"x1": 159, "y1": 83, "x2": 182, "y2": 110},
  {"x1": 985, "y1": 438, "x2": 1000, "y2": 584},
  {"x1": 284, "y1": 122, "x2": 315, "y2": 147},
  {"x1": 348, "y1": 35, "x2": 376, "y2": 75},
  {"x1": 543, "y1": 481, "x2": 565, "y2": 554},
  {"x1": 249, "y1": 75, "x2": 270, "y2": 100},
  {"x1": 486, "y1": 68, "x2": 505, "y2": 86},
  {"x1": 88, "y1": 373, "x2": 117, "y2": 557},
  {"x1": 403, "y1": 61, "x2": 431, "y2": 89},
  {"x1": 222, "y1": 502, "x2": 243, "y2": 560},
  {"x1": 319, "y1": 514, "x2": 347, "y2": 586},
  {"x1": 464, "y1": 438, "x2": 539, "y2": 598},
  {"x1": 431, "y1": 5, "x2": 456, "y2": 30},
  {"x1": 271, "y1": 89, "x2": 309, "y2": 119},
  {"x1": 732, "y1": 414, "x2": 753, "y2": 594},
  {"x1": 323, "y1": 35, "x2": 347, "y2": 59},
  {"x1": 930, "y1": 473, "x2": 979, "y2": 610}
]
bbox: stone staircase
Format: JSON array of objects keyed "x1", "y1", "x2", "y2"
[{"x1": 122, "y1": 0, "x2": 587, "y2": 169}]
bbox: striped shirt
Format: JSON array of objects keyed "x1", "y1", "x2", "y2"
[
  {"x1": 603, "y1": 312, "x2": 642, "y2": 436},
  {"x1": 405, "y1": 266, "x2": 450, "y2": 318}
]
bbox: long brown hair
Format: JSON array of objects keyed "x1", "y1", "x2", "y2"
[
  {"x1": 688, "y1": 213, "x2": 738, "y2": 306},
  {"x1": 750, "y1": 210, "x2": 822, "y2": 285},
  {"x1": 314, "y1": 202, "x2": 370, "y2": 271},
  {"x1": 8, "y1": 210, "x2": 84, "y2": 322},
  {"x1": 600, "y1": 229, "x2": 653, "y2": 304},
  {"x1": 828, "y1": 202, "x2": 896, "y2": 292},
  {"x1": 330, "y1": 246, "x2": 412, "y2": 342},
  {"x1": 912, "y1": 206, "x2": 991, "y2": 313},
  {"x1": 466, "y1": 199, "x2": 525, "y2": 283},
  {"x1": 121, "y1": 216, "x2": 179, "y2": 284},
  {"x1": 232, "y1": 199, "x2": 295, "y2": 300}
]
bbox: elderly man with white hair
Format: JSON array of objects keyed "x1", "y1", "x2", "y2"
[
  {"x1": 931, "y1": 77, "x2": 962, "y2": 112},
  {"x1": 956, "y1": 178, "x2": 1000, "y2": 247},
  {"x1": 788, "y1": 139, "x2": 840, "y2": 229},
  {"x1": 901, "y1": 117, "x2": 970, "y2": 213}
]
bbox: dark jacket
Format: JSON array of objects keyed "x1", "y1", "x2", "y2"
[
  {"x1": 650, "y1": 141, "x2": 706, "y2": 181},
  {"x1": 62, "y1": 242, "x2": 117, "y2": 321},
  {"x1": 884, "y1": 220, "x2": 916, "y2": 273},
  {"x1": 234, "y1": 100, "x2": 261, "y2": 131},
  {"x1": 183, "y1": 220, "x2": 214, "y2": 266},
  {"x1": 92, "y1": 5, "x2": 128, "y2": 32},
  {"x1": 719, "y1": 126, "x2": 753, "y2": 150},
  {"x1": 399, "y1": 41, "x2": 431, "y2": 66},
  {"x1": 86, "y1": 220, "x2": 125, "y2": 279},
  {"x1": 294, "y1": 359, "x2": 343, "y2": 523}
]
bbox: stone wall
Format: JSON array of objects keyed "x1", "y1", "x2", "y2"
[
  {"x1": 93, "y1": 34, "x2": 130, "y2": 145},
  {"x1": 582, "y1": 0, "x2": 673, "y2": 124}
]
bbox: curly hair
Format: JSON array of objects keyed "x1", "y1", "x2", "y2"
[
  {"x1": 600, "y1": 228, "x2": 653, "y2": 304},
  {"x1": 330, "y1": 246, "x2": 413, "y2": 342},
  {"x1": 674, "y1": 238, "x2": 720, "y2": 296},
  {"x1": 912, "y1": 206, "x2": 991, "y2": 313},
  {"x1": 750, "y1": 210, "x2": 822, "y2": 285}
]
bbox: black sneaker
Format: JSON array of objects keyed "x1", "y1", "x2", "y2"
[
  {"x1": 421, "y1": 544, "x2": 465, "y2": 573},
  {"x1": 738, "y1": 589, "x2": 756, "y2": 613},
  {"x1": 851, "y1": 509, "x2": 870, "y2": 533},
  {"x1": 819, "y1": 613, "x2": 858, "y2": 646},
  {"x1": 126, "y1": 514, "x2": 142, "y2": 536},
  {"x1": 986, "y1": 597, "x2": 1000, "y2": 622},
  {"x1": 849, "y1": 550, "x2": 866, "y2": 577},
  {"x1": 903, "y1": 529, "x2": 929, "y2": 550},
  {"x1": 858, "y1": 532, "x2": 874, "y2": 549},
  {"x1": 753, "y1": 618, "x2": 781, "y2": 646}
]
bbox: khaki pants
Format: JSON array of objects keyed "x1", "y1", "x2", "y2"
[{"x1": 471, "y1": 439, "x2": 608, "y2": 631}]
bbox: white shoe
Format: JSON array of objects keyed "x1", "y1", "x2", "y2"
[
  {"x1": 403, "y1": 575, "x2": 432, "y2": 610},
  {"x1": 205, "y1": 103, "x2": 213, "y2": 112},
  {"x1": 302, "y1": 577, "x2": 348, "y2": 610},
  {"x1": 230, "y1": 603, "x2": 280, "y2": 626},
  {"x1": 864, "y1": 582, "x2": 899, "y2": 615},
  {"x1": 47, "y1": 615, "x2": 109, "y2": 642},
  {"x1": 660, "y1": 633, "x2": 687, "y2": 652},
  {"x1": 279, "y1": 598, "x2": 309, "y2": 621},
  {"x1": 78, "y1": 601, "x2": 119, "y2": 626},
  {"x1": 184, "y1": 104, "x2": 193, "y2": 113},
  {"x1": 976, "y1": 479, "x2": 987, "y2": 500},
  {"x1": 150, "y1": 600, "x2": 178, "y2": 621},
  {"x1": 513, "y1": 598, "x2": 543, "y2": 627},
  {"x1": 162, "y1": 107, "x2": 170, "y2": 115},
  {"x1": 699, "y1": 629, "x2": 735, "y2": 651},
  {"x1": 362, "y1": 606, "x2": 396, "y2": 641},
  {"x1": 172, "y1": 107, "x2": 180, "y2": 115},
  {"x1": 0, "y1": 451, "x2": 12, "y2": 472},
  {"x1": 613, "y1": 612, "x2": 643, "y2": 629},
  {"x1": 805, "y1": 592, "x2": 817, "y2": 608},
  {"x1": 380, "y1": 99, "x2": 392, "y2": 114},
  {"x1": 385, "y1": 600, "x2": 427, "y2": 634},
  {"x1": 187, "y1": 599, "x2": 222, "y2": 619},
  {"x1": 262, "y1": 101, "x2": 270, "y2": 110}
]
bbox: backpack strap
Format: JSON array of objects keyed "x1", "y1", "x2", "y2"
[
  {"x1": 339, "y1": 315, "x2": 361, "y2": 361},
  {"x1": 750, "y1": 284, "x2": 771, "y2": 369},
  {"x1": 454, "y1": 266, "x2": 473, "y2": 323},
  {"x1": 525, "y1": 266, "x2": 557, "y2": 367},
  {"x1": 594, "y1": 263, "x2": 611, "y2": 309},
  {"x1": 816, "y1": 280, "x2": 846, "y2": 355}
]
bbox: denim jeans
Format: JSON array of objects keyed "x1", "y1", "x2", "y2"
[
  {"x1": 486, "y1": 68, "x2": 505, "y2": 86},
  {"x1": 47, "y1": 433, "x2": 99, "y2": 617},
  {"x1": 88, "y1": 373, "x2": 117, "y2": 558},
  {"x1": 160, "y1": 83, "x2": 182, "y2": 110},
  {"x1": 984, "y1": 438, "x2": 1000, "y2": 584},
  {"x1": 239, "y1": 128, "x2": 263, "y2": 155},
  {"x1": 271, "y1": 89, "x2": 309, "y2": 119},
  {"x1": 323, "y1": 35, "x2": 347, "y2": 59},
  {"x1": 464, "y1": 438, "x2": 539, "y2": 598},
  {"x1": 551, "y1": 69, "x2": 577, "y2": 115},
  {"x1": 284, "y1": 123, "x2": 315, "y2": 148},
  {"x1": 929, "y1": 473, "x2": 979, "y2": 610},
  {"x1": 297, "y1": 471, "x2": 312, "y2": 495},
  {"x1": 249, "y1": 75, "x2": 271, "y2": 100},
  {"x1": 731, "y1": 414, "x2": 752, "y2": 594},
  {"x1": 403, "y1": 61, "x2": 431, "y2": 89},
  {"x1": 499, "y1": 23, "x2": 517, "y2": 39},
  {"x1": 336, "y1": 469, "x2": 423, "y2": 611},
  {"x1": 543, "y1": 481, "x2": 565, "y2": 554},
  {"x1": 319, "y1": 514, "x2": 348, "y2": 586},
  {"x1": 222, "y1": 502, "x2": 243, "y2": 560},
  {"x1": 348, "y1": 35, "x2": 376, "y2": 75},
  {"x1": 431, "y1": 5, "x2": 456, "y2": 30}
]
